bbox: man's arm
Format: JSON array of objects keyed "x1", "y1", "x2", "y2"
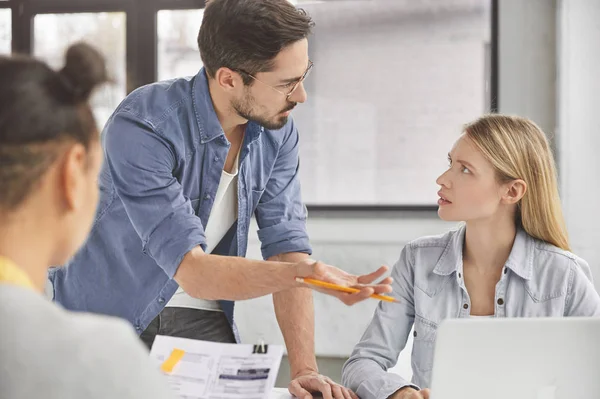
[
  {"x1": 174, "y1": 247, "x2": 299, "y2": 300},
  {"x1": 269, "y1": 252, "x2": 317, "y2": 378},
  {"x1": 270, "y1": 252, "x2": 363, "y2": 399},
  {"x1": 175, "y1": 247, "x2": 391, "y2": 303}
]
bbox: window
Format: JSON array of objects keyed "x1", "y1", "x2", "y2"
[
  {"x1": 10, "y1": 0, "x2": 494, "y2": 208},
  {"x1": 157, "y1": 9, "x2": 204, "y2": 81},
  {"x1": 0, "y1": 8, "x2": 10, "y2": 54},
  {"x1": 33, "y1": 12, "x2": 127, "y2": 130},
  {"x1": 294, "y1": 0, "x2": 492, "y2": 206}
]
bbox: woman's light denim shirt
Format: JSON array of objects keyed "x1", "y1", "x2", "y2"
[{"x1": 342, "y1": 225, "x2": 600, "y2": 399}]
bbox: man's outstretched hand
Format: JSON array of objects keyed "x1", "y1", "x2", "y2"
[{"x1": 295, "y1": 260, "x2": 393, "y2": 306}]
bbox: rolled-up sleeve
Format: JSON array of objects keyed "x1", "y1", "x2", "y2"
[
  {"x1": 342, "y1": 246, "x2": 419, "y2": 399},
  {"x1": 103, "y1": 110, "x2": 206, "y2": 278},
  {"x1": 256, "y1": 120, "x2": 312, "y2": 260}
]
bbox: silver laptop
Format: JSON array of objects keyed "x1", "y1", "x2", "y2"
[{"x1": 430, "y1": 317, "x2": 600, "y2": 399}]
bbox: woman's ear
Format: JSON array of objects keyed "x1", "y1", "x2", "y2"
[
  {"x1": 58, "y1": 143, "x2": 87, "y2": 212},
  {"x1": 502, "y1": 179, "x2": 527, "y2": 205}
]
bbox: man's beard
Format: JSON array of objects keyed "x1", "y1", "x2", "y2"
[{"x1": 232, "y1": 90, "x2": 296, "y2": 130}]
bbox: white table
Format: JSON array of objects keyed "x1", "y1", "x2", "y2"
[
  {"x1": 269, "y1": 388, "x2": 325, "y2": 398},
  {"x1": 270, "y1": 388, "x2": 294, "y2": 398}
]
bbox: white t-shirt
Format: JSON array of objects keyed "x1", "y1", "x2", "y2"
[
  {"x1": 166, "y1": 150, "x2": 240, "y2": 311},
  {"x1": 0, "y1": 285, "x2": 175, "y2": 399}
]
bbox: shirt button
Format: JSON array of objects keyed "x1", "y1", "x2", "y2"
[
  {"x1": 413, "y1": 330, "x2": 417, "y2": 338},
  {"x1": 497, "y1": 298, "x2": 505, "y2": 305},
  {"x1": 204, "y1": 194, "x2": 211, "y2": 200},
  {"x1": 504, "y1": 268, "x2": 508, "y2": 274},
  {"x1": 214, "y1": 156, "x2": 219, "y2": 162},
  {"x1": 463, "y1": 303, "x2": 469, "y2": 309},
  {"x1": 458, "y1": 272, "x2": 462, "y2": 278},
  {"x1": 158, "y1": 297, "x2": 165, "y2": 304},
  {"x1": 135, "y1": 325, "x2": 142, "y2": 332}
]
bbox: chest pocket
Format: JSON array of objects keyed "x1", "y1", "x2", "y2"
[{"x1": 515, "y1": 270, "x2": 569, "y2": 317}]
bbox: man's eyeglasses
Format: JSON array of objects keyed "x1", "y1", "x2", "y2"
[{"x1": 236, "y1": 60, "x2": 314, "y2": 99}]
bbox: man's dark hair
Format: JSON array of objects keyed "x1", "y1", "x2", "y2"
[
  {"x1": 0, "y1": 43, "x2": 109, "y2": 210},
  {"x1": 198, "y1": 0, "x2": 314, "y2": 85}
]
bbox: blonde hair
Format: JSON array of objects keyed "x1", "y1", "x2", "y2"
[{"x1": 464, "y1": 114, "x2": 570, "y2": 251}]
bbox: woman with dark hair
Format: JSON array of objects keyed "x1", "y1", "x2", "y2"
[{"x1": 0, "y1": 43, "x2": 174, "y2": 399}]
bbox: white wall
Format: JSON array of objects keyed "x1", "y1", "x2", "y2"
[
  {"x1": 235, "y1": 0, "x2": 600, "y2": 363},
  {"x1": 499, "y1": 0, "x2": 557, "y2": 137},
  {"x1": 557, "y1": 0, "x2": 600, "y2": 290}
]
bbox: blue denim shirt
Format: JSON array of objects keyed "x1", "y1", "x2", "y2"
[
  {"x1": 342, "y1": 225, "x2": 600, "y2": 399},
  {"x1": 50, "y1": 69, "x2": 312, "y2": 336}
]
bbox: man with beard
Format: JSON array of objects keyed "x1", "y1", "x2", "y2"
[{"x1": 50, "y1": 1, "x2": 392, "y2": 398}]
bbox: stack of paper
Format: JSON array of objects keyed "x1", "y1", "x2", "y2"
[{"x1": 150, "y1": 335, "x2": 284, "y2": 399}]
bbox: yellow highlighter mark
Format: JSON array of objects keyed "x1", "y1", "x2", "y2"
[{"x1": 161, "y1": 348, "x2": 185, "y2": 373}]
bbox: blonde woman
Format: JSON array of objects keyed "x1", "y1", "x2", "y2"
[
  {"x1": 342, "y1": 114, "x2": 600, "y2": 399},
  {"x1": 0, "y1": 45, "x2": 174, "y2": 398}
]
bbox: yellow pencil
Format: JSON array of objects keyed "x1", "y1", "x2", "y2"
[{"x1": 295, "y1": 277, "x2": 398, "y2": 303}]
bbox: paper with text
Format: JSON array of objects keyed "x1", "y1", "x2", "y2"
[{"x1": 150, "y1": 335, "x2": 284, "y2": 399}]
